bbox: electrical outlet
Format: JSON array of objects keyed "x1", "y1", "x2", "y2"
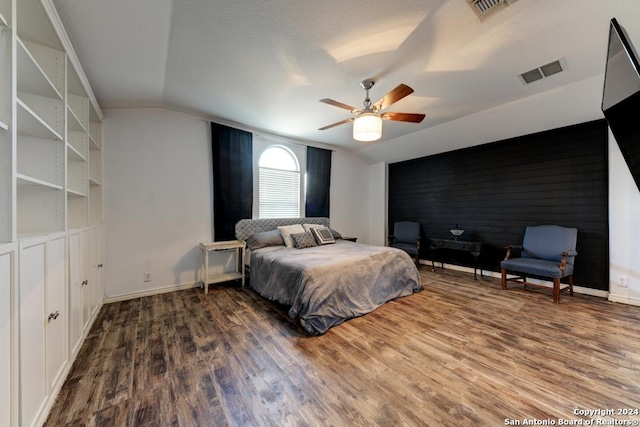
[
  {"x1": 618, "y1": 276, "x2": 628, "y2": 287},
  {"x1": 143, "y1": 271, "x2": 151, "y2": 282}
]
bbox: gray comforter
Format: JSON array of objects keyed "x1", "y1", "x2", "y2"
[{"x1": 250, "y1": 240, "x2": 422, "y2": 335}]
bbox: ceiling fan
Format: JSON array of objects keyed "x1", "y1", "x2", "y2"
[{"x1": 318, "y1": 79, "x2": 425, "y2": 142}]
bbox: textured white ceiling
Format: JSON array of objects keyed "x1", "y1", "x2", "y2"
[{"x1": 52, "y1": 0, "x2": 640, "y2": 162}]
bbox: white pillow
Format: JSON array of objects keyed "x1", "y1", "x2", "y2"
[
  {"x1": 278, "y1": 224, "x2": 305, "y2": 248},
  {"x1": 303, "y1": 223, "x2": 324, "y2": 232}
]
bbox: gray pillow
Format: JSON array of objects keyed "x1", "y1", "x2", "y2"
[
  {"x1": 246, "y1": 230, "x2": 284, "y2": 250},
  {"x1": 291, "y1": 231, "x2": 318, "y2": 249},
  {"x1": 330, "y1": 229, "x2": 342, "y2": 239}
]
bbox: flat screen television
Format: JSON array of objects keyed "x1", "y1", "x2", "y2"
[{"x1": 602, "y1": 18, "x2": 640, "y2": 191}]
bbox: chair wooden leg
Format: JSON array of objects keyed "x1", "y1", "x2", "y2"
[
  {"x1": 553, "y1": 278, "x2": 560, "y2": 303},
  {"x1": 501, "y1": 268, "x2": 507, "y2": 289},
  {"x1": 568, "y1": 275, "x2": 574, "y2": 296}
]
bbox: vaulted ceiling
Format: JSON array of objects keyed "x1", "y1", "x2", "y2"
[{"x1": 52, "y1": 0, "x2": 640, "y2": 162}]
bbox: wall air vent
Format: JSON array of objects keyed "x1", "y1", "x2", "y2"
[
  {"x1": 466, "y1": 0, "x2": 520, "y2": 22},
  {"x1": 519, "y1": 59, "x2": 566, "y2": 85}
]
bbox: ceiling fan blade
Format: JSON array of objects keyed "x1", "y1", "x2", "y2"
[
  {"x1": 318, "y1": 117, "x2": 354, "y2": 131},
  {"x1": 373, "y1": 84, "x2": 414, "y2": 111},
  {"x1": 381, "y1": 112, "x2": 426, "y2": 123},
  {"x1": 319, "y1": 98, "x2": 359, "y2": 112}
]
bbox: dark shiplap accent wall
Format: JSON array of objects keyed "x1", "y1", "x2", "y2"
[{"x1": 388, "y1": 120, "x2": 609, "y2": 290}]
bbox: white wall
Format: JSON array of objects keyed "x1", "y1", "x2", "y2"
[
  {"x1": 330, "y1": 150, "x2": 372, "y2": 243},
  {"x1": 104, "y1": 107, "x2": 373, "y2": 299},
  {"x1": 608, "y1": 130, "x2": 640, "y2": 305},
  {"x1": 368, "y1": 162, "x2": 387, "y2": 247},
  {"x1": 104, "y1": 108, "x2": 213, "y2": 299}
]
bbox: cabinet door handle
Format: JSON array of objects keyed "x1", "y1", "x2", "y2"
[
  {"x1": 48, "y1": 311, "x2": 60, "y2": 322},
  {"x1": 98, "y1": 264, "x2": 103, "y2": 268},
  {"x1": 82, "y1": 280, "x2": 88, "y2": 286}
]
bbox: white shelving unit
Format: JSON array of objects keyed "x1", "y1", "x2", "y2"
[
  {"x1": 0, "y1": 0, "x2": 105, "y2": 239},
  {"x1": 66, "y1": 61, "x2": 89, "y2": 229},
  {"x1": 89, "y1": 106, "x2": 102, "y2": 225},
  {"x1": 15, "y1": 3, "x2": 66, "y2": 238},
  {"x1": 0, "y1": 0, "x2": 105, "y2": 425},
  {"x1": 0, "y1": 0, "x2": 13, "y2": 243}
]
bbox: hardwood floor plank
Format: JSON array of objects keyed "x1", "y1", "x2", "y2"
[{"x1": 45, "y1": 269, "x2": 640, "y2": 426}]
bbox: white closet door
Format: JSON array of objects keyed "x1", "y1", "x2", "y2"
[
  {"x1": 19, "y1": 236, "x2": 48, "y2": 427},
  {"x1": 68, "y1": 230, "x2": 83, "y2": 357},
  {"x1": 0, "y1": 243, "x2": 18, "y2": 427},
  {"x1": 46, "y1": 233, "x2": 68, "y2": 392}
]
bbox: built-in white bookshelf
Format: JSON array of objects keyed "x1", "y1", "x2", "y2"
[
  {"x1": 89, "y1": 106, "x2": 102, "y2": 225},
  {"x1": 15, "y1": 10, "x2": 66, "y2": 237},
  {"x1": 66, "y1": 60, "x2": 89, "y2": 228},
  {"x1": 0, "y1": 1, "x2": 9, "y2": 132},
  {"x1": 0, "y1": 0, "x2": 12, "y2": 243},
  {"x1": 1, "y1": 2, "x2": 105, "y2": 426},
  {"x1": 0, "y1": 0, "x2": 104, "y2": 241}
]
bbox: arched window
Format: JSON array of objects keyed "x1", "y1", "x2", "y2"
[{"x1": 258, "y1": 145, "x2": 301, "y2": 218}]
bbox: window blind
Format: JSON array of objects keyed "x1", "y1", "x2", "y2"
[{"x1": 259, "y1": 167, "x2": 300, "y2": 218}]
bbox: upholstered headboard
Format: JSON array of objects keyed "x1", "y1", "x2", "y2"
[{"x1": 235, "y1": 217, "x2": 330, "y2": 241}]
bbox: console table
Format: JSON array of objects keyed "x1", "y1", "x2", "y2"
[
  {"x1": 199, "y1": 240, "x2": 245, "y2": 294},
  {"x1": 429, "y1": 238, "x2": 483, "y2": 280}
]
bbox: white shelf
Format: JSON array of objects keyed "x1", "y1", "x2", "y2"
[
  {"x1": 0, "y1": 120, "x2": 7, "y2": 131},
  {"x1": 16, "y1": 98, "x2": 62, "y2": 141},
  {"x1": 89, "y1": 122, "x2": 101, "y2": 150},
  {"x1": 16, "y1": 173, "x2": 63, "y2": 191},
  {"x1": 203, "y1": 272, "x2": 243, "y2": 285},
  {"x1": 66, "y1": 142, "x2": 86, "y2": 162},
  {"x1": 16, "y1": 0, "x2": 63, "y2": 50},
  {"x1": 66, "y1": 188, "x2": 87, "y2": 198},
  {"x1": 89, "y1": 149, "x2": 101, "y2": 184},
  {"x1": 0, "y1": 11, "x2": 8, "y2": 28},
  {"x1": 67, "y1": 131, "x2": 88, "y2": 160},
  {"x1": 89, "y1": 134, "x2": 99, "y2": 151},
  {"x1": 89, "y1": 176, "x2": 100, "y2": 186},
  {"x1": 67, "y1": 159, "x2": 87, "y2": 199},
  {"x1": 16, "y1": 38, "x2": 63, "y2": 100},
  {"x1": 67, "y1": 94, "x2": 88, "y2": 131},
  {"x1": 67, "y1": 106, "x2": 85, "y2": 132}
]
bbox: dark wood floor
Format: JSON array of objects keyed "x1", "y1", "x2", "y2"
[{"x1": 45, "y1": 268, "x2": 640, "y2": 426}]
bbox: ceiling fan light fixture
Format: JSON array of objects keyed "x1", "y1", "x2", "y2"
[{"x1": 353, "y1": 112, "x2": 382, "y2": 142}]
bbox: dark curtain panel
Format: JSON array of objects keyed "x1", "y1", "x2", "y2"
[
  {"x1": 211, "y1": 123, "x2": 253, "y2": 241},
  {"x1": 305, "y1": 146, "x2": 332, "y2": 217}
]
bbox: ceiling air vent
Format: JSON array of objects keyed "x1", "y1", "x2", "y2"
[
  {"x1": 466, "y1": 0, "x2": 519, "y2": 22},
  {"x1": 519, "y1": 59, "x2": 566, "y2": 85}
]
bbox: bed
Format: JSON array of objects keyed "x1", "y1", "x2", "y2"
[{"x1": 235, "y1": 217, "x2": 422, "y2": 335}]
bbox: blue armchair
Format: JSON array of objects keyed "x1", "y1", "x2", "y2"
[
  {"x1": 388, "y1": 221, "x2": 421, "y2": 264},
  {"x1": 501, "y1": 225, "x2": 578, "y2": 303}
]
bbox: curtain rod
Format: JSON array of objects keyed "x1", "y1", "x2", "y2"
[{"x1": 203, "y1": 118, "x2": 337, "y2": 152}]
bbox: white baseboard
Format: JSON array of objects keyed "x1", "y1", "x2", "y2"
[
  {"x1": 608, "y1": 293, "x2": 640, "y2": 306},
  {"x1": 419, "y1": 260, "x2": 610, "y2": 298},
  {"x1": 104, "y1": 281, "x2": 202, "y2": 303}
]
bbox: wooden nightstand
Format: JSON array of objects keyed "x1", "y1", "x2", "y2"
[
  {"x1": 199, "y1": 240, "x2": 245, "y2": 293},
  {"x1": 342, "y1": 237, "x2": 357, "y2": 242}
]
